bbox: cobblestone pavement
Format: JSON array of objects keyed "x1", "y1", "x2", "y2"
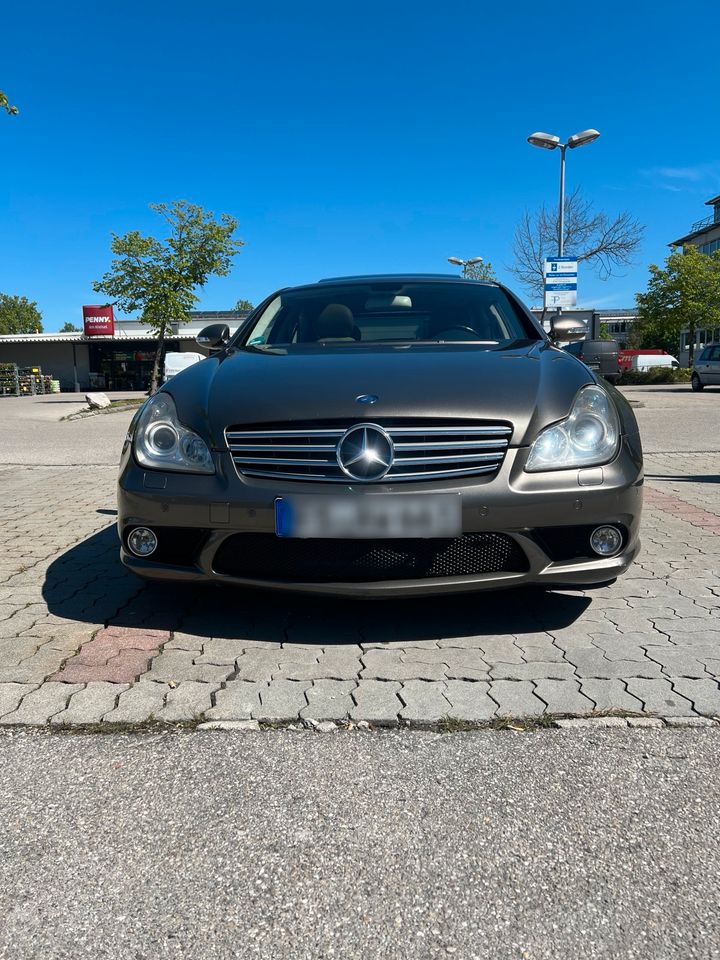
[{"x1": 0, "y1": 387, "x2": 719, "y2": 727}]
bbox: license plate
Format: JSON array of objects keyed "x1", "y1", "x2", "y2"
[{"x1": 275, "y1": 494, "x2": 462, "y2": 539}]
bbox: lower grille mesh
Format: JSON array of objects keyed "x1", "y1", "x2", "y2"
[{"x1": 212, "y1": 532, "x2": 528, "y2": 582}]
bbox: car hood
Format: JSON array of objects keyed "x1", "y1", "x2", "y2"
[{"x1": 165, "y1": 341, "x2": 595, "y2": 449}]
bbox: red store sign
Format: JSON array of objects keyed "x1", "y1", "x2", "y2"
[{"x1": 83, "y1": 304, "x2": 115, "y2": 337}]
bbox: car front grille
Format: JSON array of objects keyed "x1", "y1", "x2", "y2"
[
  {"x1": 212, "y1": 532, "x2": 528, "y2": 582},
  {"x1": 224, "y1": 419, "x2": 512, "y2": 483}
]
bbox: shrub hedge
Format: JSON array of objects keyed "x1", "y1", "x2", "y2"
[{"x1": 617, "y1": 367, "x2": 692, "y2": 385}]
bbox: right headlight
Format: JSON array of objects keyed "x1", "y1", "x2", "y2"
[
  {"x1": 525, "y1": 384, "x2": 620, "y2": 472},
  {"x1": 133, "y1": 392, "x2": 215, "y2": 474}
]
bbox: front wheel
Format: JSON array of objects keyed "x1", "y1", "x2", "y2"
[{"x1": 691, "y1": 373, "x2": 704, "y2": 392}]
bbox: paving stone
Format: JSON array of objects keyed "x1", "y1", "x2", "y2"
[
  {"x1": 487, "y1": 680, "x2": 545, "y2": 718},
  {"x1": 555, "y1": 717, "x2": 628, "y2": 729},
  {"x1": 0, "y1": 682, "x2": 39, "y2": 719},
  {"x1": 1, "y1": 683, "x2": 83, "y2": 725},
  {"x1": 301, "y1": 680, "x2": 356, "y2": 721},
  {"x1": 360, "y1": 651, "x2": 446, "y2": 681},
  {"x1": 643, "y1": 649, "x2": 710, "y2": 679},
  {"x1": 566, "y1": 650, "x2": 662, "y2": 680},
  {"x1": 400, "y1": 648, "x2": 490, "y2": 681},
  {"x1": 275, "y1": 653, "x2": 363, "y2": 681},
  {"x1": 0, "y1": 645, "x2": 70, "y2": 684},
  {"x1": 51, "y1": 682, "x2": 129, "y2": 725},
  {"x1": 163, "y1": 632, "x2": 205, "y2": 651},
  {"x1": 254, "y1": 680, "x2": 310, "y2": 722},
  {"x1": 398, "y1": 680, "x2": 450, "y2": 724},
  {"x1": 514, "y1": 641, "x2": 565, "y2": 663},
  {"x1": 350, "y1": 680, "x2": 402, "y2": 726},
  {"x1": 472, "y1": 638, "x2": 526, "y2": 664},
  {"x1": 490, "y1": 662, "x2": 575, "y2": 681},
  {"x1": 194, "y1": 638, "x2": 248, "y2": 664},
  {"x1": 664, "y1": 716, "x2": 717, "y2": 728},
  {"x1": 205, "y1": 681, "x2": 263, "y2": 721},
  {"x1": 233, "y1": 651, "x2": 282, "y2": 682},
  {"x1": 141, "y1": 650, "x2": 232, "y2": 684},
  {"x1": 50, "y1": 648, "x2": 152, "y2": 684},
  {"x1": 534, "y1": 679, "x2": 595, "y2": 714},
  {"x1": 624, "y1": 679, "x2": 695, "y2": 717},
  {"x1": 443, "y1": 680, "x2": 497, "y2": 721},
  {"x1": 156, "y1": 681, "x2": 221, "y2": 722},
  {"x1": 578, "y1": 679, "x2": 644, "y2": 714},
  {"x1": 670, "y1": 679, "x2": 720, "y2": 717},
  {"x1": 653, "y1": 618, "x2": 717, "y2": 636},
  {"x1": 103, "y1": 682, "x2": 168, "y2": 723}
]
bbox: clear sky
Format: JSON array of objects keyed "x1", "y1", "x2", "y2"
[{"x1": 2, "y1": 0, "x2": 719, "y2": 331}]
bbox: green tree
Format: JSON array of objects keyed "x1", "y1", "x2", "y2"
[
  {"x1": 60, "y1": 322, "x2": 82, "y2": 332},
  {"x1": 510, "y1": 188, "x2": 644, "y2": 299},
  {"x1": 461, "y1": 261, "x2": 498, "y2": 282},
  {"x1": 635, "y1": 245, "x2": 720, "y2": 363},
  {"x1": 1, "y1": 90, "x2": 18, "y2": 116},
  {"x1": 93, "y1": 201, "x2": 244, "y2": 392},
  {"x1": 0, "y1": 294, "x2": 43, "y2": 334},
  {"x1": 234, "y1": 298, "x2": 254, "y2": 312}
]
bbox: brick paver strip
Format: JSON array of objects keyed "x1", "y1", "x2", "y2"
[
  {"x1": 489, "y1": 680, "x2": 545, "y2": 717},
  {"x1": 51, "y1": 681, "x2": 129, "y2": 725},
  {"x1": 443, "y1": 680, "x2": 497, "y2": 721},
  {"x1": 399, "y1": 680, "x2": 451, "y2": 723},
  {"x1": 50, "y1": 626, "x2": 170, "y2": 684},
  {"x1": 301, "y1": 680, "x2": 357, "y2": 720},
  {"x1": 350, "y1": 680, "x2": 403, "y2": 726},
  {"x1": 534, "y1": 679, "x2": 596, "y2": 714},
  {"x1": 254, "y1": 680, "x2": 310, "y2": 722}
]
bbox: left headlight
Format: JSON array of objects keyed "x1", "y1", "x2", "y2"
[
  {"x1": 133, "y1": 393, "x2": 215, "y2": 474},
  {"x1": 525, "y1": 384, "x2": 620, "y2": 472}
]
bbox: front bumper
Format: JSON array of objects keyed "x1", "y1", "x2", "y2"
[{"x1": 117, "y1": 442, "x2": 643, "y2": 597}]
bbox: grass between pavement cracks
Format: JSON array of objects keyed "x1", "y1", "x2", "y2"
[{"x1": 3, "y1": 710, "x2": 718, "y2": 736}]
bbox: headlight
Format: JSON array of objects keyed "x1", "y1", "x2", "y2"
[
  {"x1": 134, "y1": 393, "x2": 215, "y2": 474},
  {"x1": 525, "y1": 385, "x2": 620, "y2": 472}
]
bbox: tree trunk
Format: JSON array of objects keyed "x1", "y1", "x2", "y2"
[
  {"x1": 150, "y1": 326, "x2": 166, "y2": 394},
  {"x1": 688, "y1": 323, "x2": 696, "y2": 367}
]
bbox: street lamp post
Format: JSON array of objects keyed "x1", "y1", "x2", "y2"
[
  {"x1": 527, "y1": 129, "x2": 600, "y2": 258},
  {"x1": 447, "y1": 256, "x2": 484, "y2": 278}
]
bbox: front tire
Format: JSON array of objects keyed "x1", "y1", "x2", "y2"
[{"x1": 691, "y1": 373, "x2": 704, "y2": 392}]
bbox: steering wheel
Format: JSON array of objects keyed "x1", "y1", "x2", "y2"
[{"x1": 432, "y1": 326, "x2": 481, "y2": 340}]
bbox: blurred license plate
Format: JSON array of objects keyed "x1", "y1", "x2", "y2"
[{"x1": 275, "y1": 494, "x2": 461, "y2": 539}]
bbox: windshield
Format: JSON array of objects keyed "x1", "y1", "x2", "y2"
[{"x1": 238, "y1": 281, "x2": 538, "y2": 348}]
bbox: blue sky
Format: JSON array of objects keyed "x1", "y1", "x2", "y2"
[{"x1": 2, "y1": 0, "x2": 719, "y2": 331}]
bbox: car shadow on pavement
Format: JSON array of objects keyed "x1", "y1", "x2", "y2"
[{"x1": 43, "y1": 524, "x2": 593, "y2": 645}]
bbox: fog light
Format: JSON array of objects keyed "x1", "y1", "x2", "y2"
[
  {"x1": 128, "y1": 527, "x2": 158, "y2": 557},
  {"x1": 590, "y1": 525, "x2": 623, "y2": 557}
]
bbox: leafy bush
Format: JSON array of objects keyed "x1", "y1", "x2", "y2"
[{"x1": 618, "y1": 367, "x2": 692, "y2": 385}]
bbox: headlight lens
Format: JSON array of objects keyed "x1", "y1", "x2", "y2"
[
  {"x1": 134, "y1": 393, "x2": 214, "y2": 474},
  {"x1": 525, "y1": 385, "x2": 620, "y2": 472}
]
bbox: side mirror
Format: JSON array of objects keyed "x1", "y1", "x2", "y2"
[
  {"x1": 550, "y1": 316, "x2": 586, "y2": 343},
  {"x1": 196, "y1": 323, "x2": 230, "y2": 353}
]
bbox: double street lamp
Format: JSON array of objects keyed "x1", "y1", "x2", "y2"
[
  {"x1": 447, "y1": 256, "x2": 484, "y2": 277},
  {"x1": 527, "y1": 129, "x2": 600, "y2": 257}
]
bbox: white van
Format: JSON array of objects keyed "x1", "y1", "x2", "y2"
[
  {"x1": 163, "y1": 352, "x2": 205, "y2": 382},
  {"x1": 630, "y1": 353, "x2": 679, "y2": 372}
]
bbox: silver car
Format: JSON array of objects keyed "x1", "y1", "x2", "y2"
[{"x1": 691, "y1": 343, "x2": 720, "y2": 391}]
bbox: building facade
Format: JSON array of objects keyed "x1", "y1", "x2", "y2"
[
  {"x1": 671, "y1": 194, "x2": 720, "y2": 364},
  {"x1": 0, "y1": 311, "x2": 248, "y2": 392}
]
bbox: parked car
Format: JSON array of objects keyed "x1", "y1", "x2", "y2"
[
  {"x1": 563, "y1": 339, "x2": 621, "y2": 383},
  {"x1": 117, "y1": 275, "x2": 643, "y2": 596},
  {"x1": 691, "y1": 343, "x2": 720, "y2": 391},
  {"x1": 163, "y1": 351, "x2": 205, "y2": 382},
  {"x1": 619, "y1": 349, "x2": 679, "y2": 372}
]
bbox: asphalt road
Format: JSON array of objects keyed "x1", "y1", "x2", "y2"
[{"x1": 1, "y1": 726, "x2": 719, "y2": 960}]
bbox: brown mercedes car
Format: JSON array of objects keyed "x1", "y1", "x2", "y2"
[{"x1": 117, "y1": 275, "x2": 643, "y2": 595}]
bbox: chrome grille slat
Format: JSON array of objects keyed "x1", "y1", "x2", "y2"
[{"x1": 225, "y1": 421, "x2": 512, "y2": 483}]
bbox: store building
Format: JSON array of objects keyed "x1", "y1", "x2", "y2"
[{"x1": 0, "y1": 311, "x2": 248, "y2": 392}]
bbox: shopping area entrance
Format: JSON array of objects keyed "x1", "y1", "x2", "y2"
[{"x1": 87, "y1": 341, "x2": 178, "y2": 390}]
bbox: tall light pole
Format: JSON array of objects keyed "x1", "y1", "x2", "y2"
[
  {"x1": 527, "y1": 129, "x2": 600, "y2": 257},
  {"x1": 447, "y1": 256, "x2": 484, "y2": 278}
]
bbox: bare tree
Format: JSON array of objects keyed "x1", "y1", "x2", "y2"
[{"x1": 508, "y1": 188, "x2": 644, "y2": 300}]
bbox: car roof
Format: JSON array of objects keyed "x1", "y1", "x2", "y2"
[{"x1": 313, "y1": 274, "x2": 498, "y2": 286}]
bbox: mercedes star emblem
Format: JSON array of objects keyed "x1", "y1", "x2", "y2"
[{"x1": 336, "y1": 423, "x2": 394, "y2": 481}]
